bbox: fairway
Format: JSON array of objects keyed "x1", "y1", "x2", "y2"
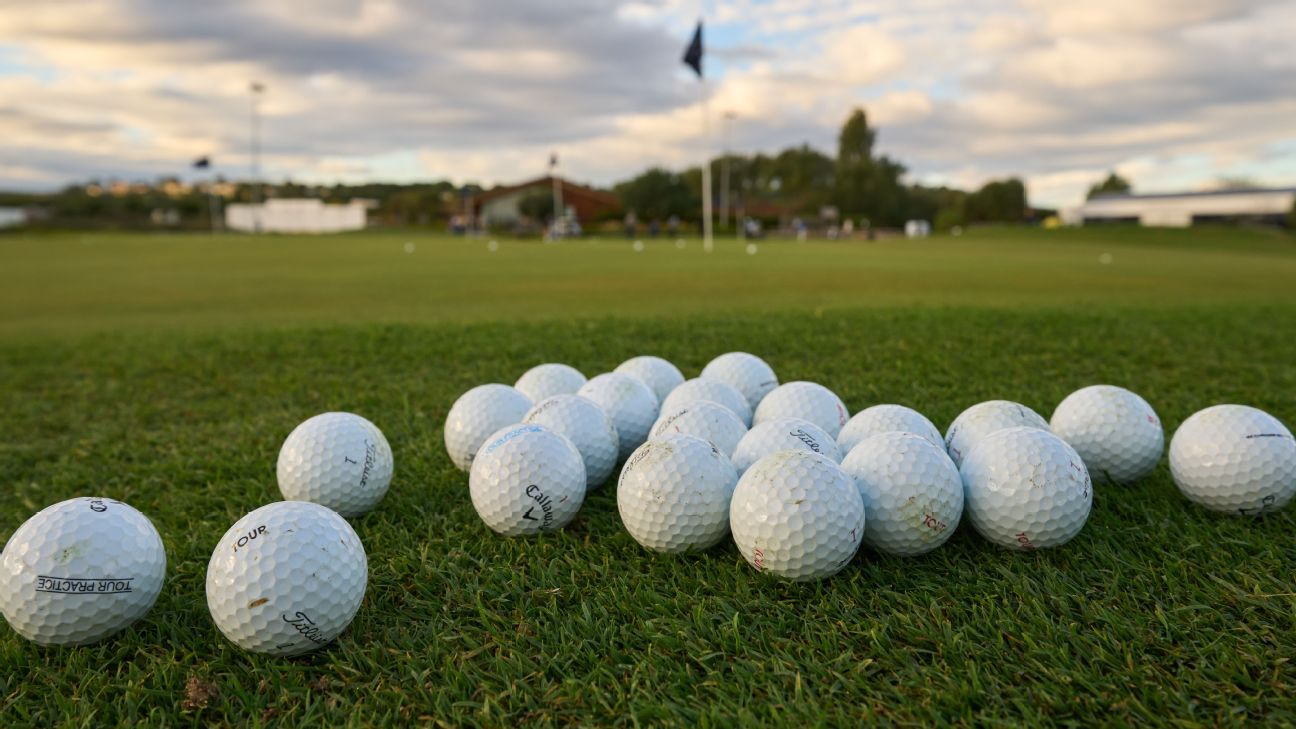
[{"x1": 3, "y1": 227, "x2": 1296, "y2": 725}]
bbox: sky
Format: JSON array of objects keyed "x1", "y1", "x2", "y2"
[{"x1": 1, "y1": 0, "x2": 1294, "y2": 207}]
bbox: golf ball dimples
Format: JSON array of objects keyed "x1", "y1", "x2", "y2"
[
  {"x1": 840, "y1": 432, "x2": 963, "y2": 556},
  {"x1": 617, "y1": 434, "x2": 739, "y2": 553},
  {"x1": 523, "y1": 394, "x2": 619, "y2": 490},
  {"x1": 960, "y1": 427, "x2": 1092, "y2": 550},
  {"x1": 945, "y1": 400, "x2": 1050, "y2": 467},
  {"x1": 1169, "y1": 405, "x2": 1296, "y2": 515},
  {"x1": 1050, "y1": 385, "x2": 1163, "y2": 485},
  {"x1": 615, "y1": 356, "x2": 685, "y2": 403},
  {"x1": 660, "y1": 378, "x2": 753, "y2": 426},
  {"x1": 700, "y1": 352, "x2": 779, "y2": 410},
  {"x1": 837, "y1": 404, "x2": 944, "y2": 454},
  {"x1": 444, "y1": 384, "x2": 533, "y2": 471},
  {"x1": 514, "y1": 363, "x2": 587, "y2": 404},
  {"x1": 277, "y1": 412, "x2": 394, "y2": 517},
  {"x1": 651, "y1": 400, "x2": 748, "y2": 458},
  {"x1": 753, "y1": 381, "x2": 850, "y2": 439},
  {"x1": 0, "y1": 498, "x2": 165, "y2": 646},
  {"x1": 732, "y1": 417, "x2": 841, "y2": 474},
  {"x1": 469, "y1": 424, "x2": 586, "y2": 535},
  {"x1": 206, "y1": 501, "x2": 366, "y2": 656},
  {"x1": 577, "y1": 373, "x2": 660, "y2": 460},
  {"x1": 729, "y1": 450, "x2": 865, "y2": 581}
]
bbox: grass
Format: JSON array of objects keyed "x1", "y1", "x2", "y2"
[{"x1": 1, "y1": 226, "x2": 1296, "y2": 725}]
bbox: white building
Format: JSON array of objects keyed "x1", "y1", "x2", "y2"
[
  {"x1": 225, "y1": 198, "x2": 367, "y2": 233},
  {"x1": 1062, "y1": 188, "x2": 1296, "y2": 228},
  {"x1": 0, "y1": 206, "x2": 28, "y2": 229}
]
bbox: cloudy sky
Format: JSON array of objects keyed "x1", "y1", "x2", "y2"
[{"x1": 1, "y1": 0, "x2": 1294, "y2": 206}]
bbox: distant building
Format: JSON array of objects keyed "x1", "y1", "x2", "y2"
[
  {"x1": 1063, "y1": 188, "x2": 1296, "y2": 228},
  {"x1": 468, "y1": 176, "x2": 620, "y2": 228},
  {"x1": 0, "y1": 207, "x2": 28, "y2": 229},
  {"x1": 225, "y1": 198, "x2": 367, "y2": 233}
]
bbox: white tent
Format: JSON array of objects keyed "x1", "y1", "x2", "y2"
[{"x1": 225, "y1": 199, "x2": 367, "y2": 233}]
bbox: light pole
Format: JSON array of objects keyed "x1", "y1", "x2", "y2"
[
  {"x1": 250, "y1": 81, "x2": 265, "y2": 232},
  {"x1": 720, "y1": 111, "x2": 736, "y2": 233}
]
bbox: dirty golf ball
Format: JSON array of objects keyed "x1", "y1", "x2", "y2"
[
  {"x1": 945, "y1": 400, "x2": 1051, "y2": 467},
  {"x1": 840, "y1": 432, "x2": 963, "y2": 556}
]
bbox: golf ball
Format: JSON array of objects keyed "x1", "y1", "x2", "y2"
[
  {"x1": 960, "y1": 427, "x2": 1092, "y2": 551},
  {"x1": 650, "y1": 400, "x2": 748, "y2": 458},
  {"x1": 578, "y1": 373, "x2": 659, "y2": 460},
  {"x1": 945, "y1": 400, "x2": 1050, "y2": 467},
  {"x1": 617, "y1": 434, "x2": 739, "y2": 553},
  {"x1": 206, "y1": 501, "x2": 366, "y2": 656},
  {"x1": 732, "y1": 417, "x2": 841, "y2": 474},
  {"x1": 514, "y1": 363, "x2": 587, "y2": 404},
  {"x1": 753, "y1": 381, "x2": 850, "y2": 439},
  {"x1": 277, "y1": 412, "x2": 394, "y2": 517},
  {"x1": 523, "y1": 394, "x2": 619, "y2": 490},
  {"x1": 444, "y1": 384, "x2": 533, "y2": 471},
  {"x1": 469, "y1": 424, "x2": 586, "y2": 535},
  {"x1": 660, "y1": 377, "x2": 752, "y2": 426},
  {"x1": 840, "y1": 432, "x2": 963, "y2": 556},
  {"x1": 729, "y1": 450, "x2": 865, "y2": 581},
  {"x1": 615, "y1": 356, "x2": 685, "y2": 403},
  {"x1": 0, "y1": 498, "x2": 166, "y2": 646},
  {"x1": 837, "y1": 404, "x2": 944, "y2": 454},
  {"x1": 1169, "y1": 405, "x2": 1296, "y2": 515},
  {"x1": 700, "y1": 352, "x2": 779, "y2": 410},
  {"x1": 1050, "y1": 385, "x2": 1163, "y2": 485}
]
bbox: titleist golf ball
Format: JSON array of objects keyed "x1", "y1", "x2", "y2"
[
  {"x1": 277, "y1": 412, "x2": 394, "y2": 517},
  {"x1": 731, "y1": 417, "x2": 841, "y2": 474}
]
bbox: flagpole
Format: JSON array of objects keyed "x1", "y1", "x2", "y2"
[
  {"x1": 550, "y1": 154, "x2": 563, "y2": 239},
  {"x1": 700, "y1": 77, "x2": 713, "y2": 253}
]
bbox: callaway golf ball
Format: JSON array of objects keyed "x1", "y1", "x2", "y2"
[
  {"x1": 700, "y1": 352, "x2": 779, "y2": 410},
  {"x1": 1050, "y1": 385, "x2": 1163, "y2": 485},
  {"x1": 1, "y1": 498, "x2": 165, "y2": 646},
  {"x1": 729, "y1": 450, "x2": 865, "y2": 581},
  {"x1": 206, "y1": 501, "x2": 366, "y2": 657},
  {"x1": 615, "y1": 356, "x2": 685, "y2": 403},
  {"x1": 469, "y1": 424, "x2": 586, "y2": 535},
  {"x1": 444, "y1": 384, "x2": 533, "y2": 471},
  {"x1": 277, "y1": 412, "x2": 394, "y2": 517},
  {"x1": 960, "y1": 427, "x2": 1093, "y2": 550},
  {"x1": 731, "y1": 417, "x2": 841, "y2": 474},
  {"x1": 617, "y1": 434, "x2": 739, "y2": 553},
  {"x1": 514, "y1": 363, "x2": 587, "y2": 404},
  {"x1": 945, "y1": 400, "x2": 1050, "y2": 467},
  {"x1": 837, "y1": 404, "x2": 944, "y2": 454},
  {"x1": 660, "y1": 378, "x2": 753, "y2": 426},
  {"x1": 650, "y1": 400, "x2": 748, "y2": 458},
  {"x1": 753, "y1": 381, "x2": 850, "y2": 439},
  {"x1": 1169, "y1": 405, "x2": 1296, "y2": 515},
  {"x1": 840, "y1": 432, "x2": 963, "y2": 556},
  {"x1": 578, "y1": 373, "x2": 660, "y2": 460},
  {"x1": 523, "y1": 394, "x2": 619, "y2": 490}
]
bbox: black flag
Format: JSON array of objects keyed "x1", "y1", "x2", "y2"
[
  {"x1": 192, "y1": 156, "x2": 211, "y2": 169},
  {"x1": 682, "y1": 21, "x2": 703, "y2": 78}
]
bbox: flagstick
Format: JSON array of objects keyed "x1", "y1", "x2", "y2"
[{"x1": 700, "y1": 78, "x2": 713, "y2": 253}]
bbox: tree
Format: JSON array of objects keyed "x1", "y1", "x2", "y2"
[
  {"x1": 967, "y1": 178, "x2": 1026, "y2": 223},
  {"x1": 1289, "y1": 198, "x2": 1296, "y2": 231},
  {"x1": 833, "y1": 109, "x2": 877, "y2": 218},
  {"x1": 1087, "y1": 172, "x2": 1131, "y2": 200},
  {"x1": 614, "y1": 168, "x2": 697, "y2": 221}
]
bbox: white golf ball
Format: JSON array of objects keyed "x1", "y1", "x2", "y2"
[
  {"x1": 514, "y1": 363, "x2": 587, "y2": 404},
  {"x1": 650, "y1": 400, "x2": 748, "y2": 458},
  {"x1": 960, "y1": 427, "x2": 1092, "y2": 551},
  {"x1": 1169, "y1": 405, "x2": 1296, "y2": 515},
  {"x1": 615, "y1": 356, "x2": 685, "y2": 403},
  {"x1": 700, "y1": 352, "x2": 779, "y2": 410},
  {"x1": 444, "y1": 384, "x2": 533, "y2": 471},
  {"x1": 660, "y1": 377, "x2": 752, "y2": 426},
  {"x1": 0, "y1": 498, "x2": 165, "y2": 646},
  {"x1": 577, "y1": 373, "x2": 659, "y2": 460},
  {"x1": 206, "y1": 501, "x2": 366, "y2": 656},
  {"x1": 277, "y1": 412, "x2": 394, "y2": 517},
  {"x1": 469, "y1": 424, "x2": 586, "y2": 535},
  {"x1": 945, "y1": 400, "x2": 1050, "y2": 467},
  {"x1": 732, "y1": 417, "x2": 841, "y2": 474},
  {"x1": 523, "y1": 394, "x2": 619, "y2": 490},
  {"x1": 837, "y1": 404, "x2": 943, "y2": 454},
  {"x1": 840, "y1": 432, "x2": 963, "y2": 556},
  {"x1": 729, "y1": 450, "x2": 865, "y2": 581},
  {"x1": 753, "y1": 381, "x2": 850, "y2": 439},
  {"x1": 1050, "y1": 385, "x2": 1163, "y2": 485},
  {"x1": 617, "y1": 434, "x2": 739, "y2": 553}
]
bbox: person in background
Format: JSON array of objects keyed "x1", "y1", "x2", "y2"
[{"x1": 624, "y1": 211, "x2": 637, "y2": 239}]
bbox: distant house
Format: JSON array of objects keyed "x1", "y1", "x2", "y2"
[
  {"x1": 1063, "y1": 188, "x2": 1296, "y2": 228},
  {"x1": 468, "y1": 176, "x2": 620, "y2": 227},
  {"x1": 225, "y1": 198, "x2": 367, "y2": 233}
]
